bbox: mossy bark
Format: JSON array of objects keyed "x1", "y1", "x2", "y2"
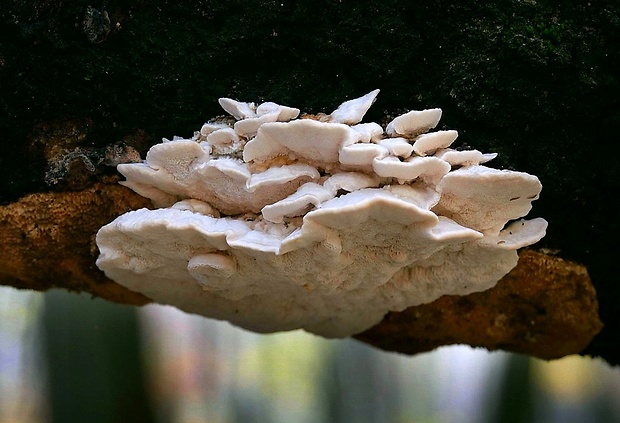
[{"x1": 1, "y1": 0, "x2": 618, "y2": 363}]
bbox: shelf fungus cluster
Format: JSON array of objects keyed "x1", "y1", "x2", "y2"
[{"x1": 96, "y1": 90, "x2": 547, "y2": 337}]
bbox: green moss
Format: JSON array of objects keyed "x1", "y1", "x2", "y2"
[{"x1": 1, "y1": 0, "x2": 619, "y2": 362}]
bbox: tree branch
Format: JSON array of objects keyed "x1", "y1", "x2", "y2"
[{"x1": 0, "y1": 184, "x2": 602, "y2": 359}]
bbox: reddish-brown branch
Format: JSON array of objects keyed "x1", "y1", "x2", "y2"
[{"x1": 0, "y1": 185, "x2": 602, "y2": 359}]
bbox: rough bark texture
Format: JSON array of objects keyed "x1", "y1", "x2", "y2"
[
  {"x1": 0, "y1": 173, "x2": 604, "y2": 361},
  {"x1": 356, "y1": 250, "x2": 602, "y2": 360},
  {"x1": 1, "y1": 0, "x2": 618, "y2": 362},
  {"x1": 0, "y1": 183, "x2": 151, "y2": 306}
]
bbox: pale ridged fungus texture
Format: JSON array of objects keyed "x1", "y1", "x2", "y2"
[{"x1": 96, "y1": 90, "x2": 547, "y2": 337}]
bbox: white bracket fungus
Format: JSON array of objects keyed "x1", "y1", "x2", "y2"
[{"x1": 96, "y1": 90, "x2": 548, "y2": 338}]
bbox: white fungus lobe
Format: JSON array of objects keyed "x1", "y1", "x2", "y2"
[{"x1": 96, "y1": 90, "x2": 547, "y2": 337}]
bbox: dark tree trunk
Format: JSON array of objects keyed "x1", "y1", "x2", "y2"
[{"x1": 1, "y1": 0, "x2": 618, "y2": 363}]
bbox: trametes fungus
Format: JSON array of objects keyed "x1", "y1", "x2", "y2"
[{"x1": 96, "y1": 90, "x2": 547, "y2": 337}]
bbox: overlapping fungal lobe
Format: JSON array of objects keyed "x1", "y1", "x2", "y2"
[{"x1": 96, "y1": 90, "x2": 548, "y2": 337}]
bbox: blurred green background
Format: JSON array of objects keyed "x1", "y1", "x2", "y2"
[{"x1": 1, "y1": 286, "x2": 618, "y2": 423}]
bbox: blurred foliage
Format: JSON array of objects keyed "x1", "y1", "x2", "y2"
[{"x1": 2, "y1": 287, "x2": 620, "y2": 422}]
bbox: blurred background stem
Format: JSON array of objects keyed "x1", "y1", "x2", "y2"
[{"x1": 40, "y1": 290, "x2": 154, "y2": 423}]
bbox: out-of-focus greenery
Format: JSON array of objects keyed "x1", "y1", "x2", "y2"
[
  {"x1": 40, "y1": 289, "x2": 154, "y2": 423},
  {"x1": 3, "y1": 287, "x2": 618, "y2": 423}
]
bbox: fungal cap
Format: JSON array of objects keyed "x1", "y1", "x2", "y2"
[{"x1": 96, "y1": 90, "x2": 547, "y2": 338}]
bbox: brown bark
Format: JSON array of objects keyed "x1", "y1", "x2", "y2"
[
  {"x1": 356, "y1": 250, "x2": 602, "y2": 359},
  {"x1": 0, "y1": 184, "x2": 602, "y2": 359},
  {"x1": 0, "y1": 183, "x2": 151, "y2": 306}
]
